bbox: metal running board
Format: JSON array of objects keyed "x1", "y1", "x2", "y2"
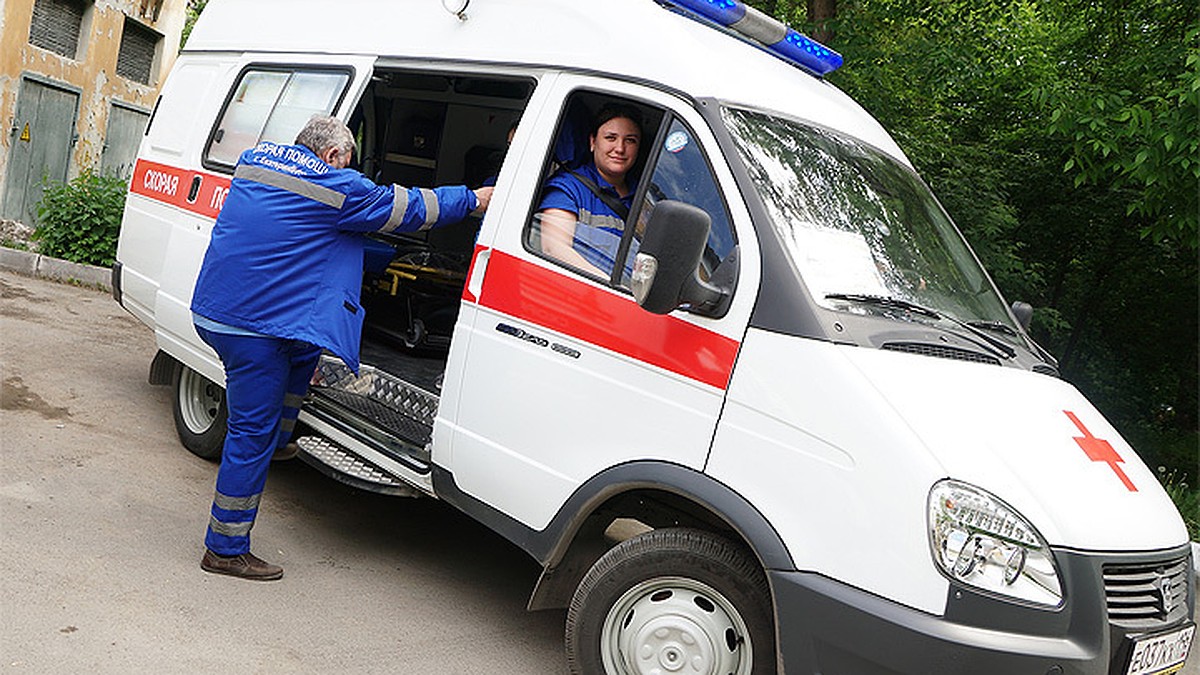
[
  {"x1": 295, "y1": 436, "x2": 422, "y2": 498},
  {"x1": 312, "y1": 356, "x2": 438, "y2": 430},
  {"x1": 295, "y1": 355, "x2": 439, "y2": 498}
]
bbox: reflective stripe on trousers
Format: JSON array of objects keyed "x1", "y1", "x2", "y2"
[{"x1": 195, "y1": 325, "x2": 321, "y2": 555}]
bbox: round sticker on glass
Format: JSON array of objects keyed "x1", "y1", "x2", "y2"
[{"x1": 664, "y1": 130, "x2": 689, "y2": 154}]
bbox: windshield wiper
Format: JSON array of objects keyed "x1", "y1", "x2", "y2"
[
  {"x1": 825, "y1": 293, "x2": 1016, "y2": 359},
  {"x1": 965, "y1": 319, "x2": 1019, "y2": 337}
]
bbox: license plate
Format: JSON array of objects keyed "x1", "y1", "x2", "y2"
[{"x1": 1125, "y1": 624, "x2": 1195, "y2": 675}]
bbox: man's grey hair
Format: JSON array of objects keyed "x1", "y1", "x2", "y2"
[{"x1": 295, "y1": 114, "x2": 356, "y2": 157}]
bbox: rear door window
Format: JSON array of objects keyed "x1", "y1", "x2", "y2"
[{"x1": 204, "y1": 67, "x2": 351, "y2": 170}]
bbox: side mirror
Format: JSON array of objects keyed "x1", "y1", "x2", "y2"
[
  {"x1": 631, "y1": 200, "x2": 732, "y2": 316},
  {"x1": 1011, "y1": 301, "x2": 1033, "y2": 332}
]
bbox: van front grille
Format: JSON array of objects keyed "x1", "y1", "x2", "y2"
[
  {"x1": 1103, "y1": 555, "x2": 1191, "y2": 629},
  {"x1": 881, "y1": 342, "x2": 1001, "y2": 366}
]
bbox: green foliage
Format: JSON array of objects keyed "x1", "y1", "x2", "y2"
[
  {"x1": 1158, "y1": 469, "x2": 1199, "y2": 542},
  {"x1": 33, "y1": 171, "x2": 127, "y2": 267},
  {"x1": 181, "y1": 0, "x2": 208, "y2": 48},
  {"x1": 1032, "y1": 7, "x2": 1200, "y2": 249}
]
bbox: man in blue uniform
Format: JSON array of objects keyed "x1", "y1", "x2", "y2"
[{"x1": 191, "y1": 115, "x2": 491, "y2": 580}]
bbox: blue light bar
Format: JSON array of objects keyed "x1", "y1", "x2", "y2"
[{"x1": 665, "y1": 0, "x2": 843, "y2": 76}]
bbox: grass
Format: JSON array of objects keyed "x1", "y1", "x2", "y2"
[{"x1": 1159, "y1": 469, "x2": 1200, "y2": 542}]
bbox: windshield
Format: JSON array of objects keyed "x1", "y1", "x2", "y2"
[{"x1": 722, "y1": 106, "x2": 1016, "y2": 330}]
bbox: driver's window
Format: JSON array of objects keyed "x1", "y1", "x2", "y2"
[
  {"x1": 525, "y1": 93, "x2": 661, "y2": 282},
  {"x1": 621, "y1": 117, "x2": 737, "y2": 287}
]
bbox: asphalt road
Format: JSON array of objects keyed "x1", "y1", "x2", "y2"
[
  {"x1": 0, "y1": 271, "x2": 565, "y2": 673},
  {"x1": 2, "y1": 269, "x2": 1196, "y2": 675}
]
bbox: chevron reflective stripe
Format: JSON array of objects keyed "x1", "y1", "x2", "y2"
[
  {"x1": 280, "y1": 417, "x2": 296, "y2": 434},
  {"x1": 418, "y1": 188, "x2": 439, "y2": 230},
  {"x1": 208, "y1": 515, "x2": 254, "y2": 538},
  {"x1": 576, "y1": 207, "x2": 626, "y2": 233},
  {"x1": 380, "y1": 185, "x2": 410, "y2": 233},
  {"x1": 283, "y1": 393, "x2": 305, "y2": 409},
  {"x1": 213, "y1": 490, "x2": 261, "y2": 512},
  {"x1": 234, "y1": 165, "x2": 346, "y2": 209}
]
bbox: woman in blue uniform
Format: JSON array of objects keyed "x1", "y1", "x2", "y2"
[{"x1": 538, "y1": 104, "x2": 643, "y2": 278}]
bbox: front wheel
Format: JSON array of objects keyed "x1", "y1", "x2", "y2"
[
  {"x1": 170, "y1": 362, "x2": 227, "y2": 461},
  {"x1": 566, "y1": 528, "x2": 775, "y2": 675}
]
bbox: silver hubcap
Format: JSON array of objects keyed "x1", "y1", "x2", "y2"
[
  {"x1": 178, "y1": 368, "x2": 221, "y2": 434},
  {"x1": 601, "y1": 576, "x2": 752, "y2": 675}
]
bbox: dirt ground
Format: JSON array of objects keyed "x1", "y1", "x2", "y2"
[{"x1": 0, "y1": 270, "x2": 565, "y2": 673}]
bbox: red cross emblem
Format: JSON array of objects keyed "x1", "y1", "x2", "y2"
[{"x1": 1064, "y1": 410, "x2": 1137, "y2": 492}]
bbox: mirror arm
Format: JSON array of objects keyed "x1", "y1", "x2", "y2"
[{"x1": 681, "y1": 247, "x2": 739, "y2": 317}]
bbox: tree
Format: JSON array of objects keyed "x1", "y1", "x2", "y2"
[
  {"x1": 1034, "y1": 2, "x2": 1199, "y2": 249},
  {"x1": 181, "y1": 0, "x2": 207, "y2": 48}
]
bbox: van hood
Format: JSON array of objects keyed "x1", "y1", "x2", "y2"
[{"x1": 840, "y1": 347, "x2": 1187, "y2": 551}]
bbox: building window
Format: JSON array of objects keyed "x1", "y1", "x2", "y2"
[
  {"x1": 116, "y1": 17, "x2": 160, "y2": 85},
  {"x1": 29, "y1": 0, "x2": 87, "y2": 59}
]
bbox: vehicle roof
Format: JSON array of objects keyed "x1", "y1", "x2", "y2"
[{"x1": 187, "y1": 0, "x2": 907, "y2": 164}]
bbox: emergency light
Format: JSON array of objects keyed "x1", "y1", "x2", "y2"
[{"x1": 664, "y1": 0, "x2": 843, "y2": 76}]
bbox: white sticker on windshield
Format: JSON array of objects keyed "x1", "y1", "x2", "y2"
[
  {"x1": 664, "y1": 130, "x2": 689, "y2": 154},
  {"x1": 790, "y1": 226, "x2": 888, "y2": 300}
]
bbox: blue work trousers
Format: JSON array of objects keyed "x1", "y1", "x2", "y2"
[{"x1": 196, "y1": 326, "x2": 322, "y2": 555}]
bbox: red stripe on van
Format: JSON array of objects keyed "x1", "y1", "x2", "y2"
[
  {"x1": 476, "y1": 249, "x2": 739, "y2": 390},
  {"x1": 129, "y1": 159, "x2": 232, "y2": 219}
]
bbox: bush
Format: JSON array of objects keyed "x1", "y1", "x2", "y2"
[{"x1": 33, "y1": 170, "x2": 127, "y2": 267}]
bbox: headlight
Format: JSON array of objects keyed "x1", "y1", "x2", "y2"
[{"x1": 928, "y1": 480, "x2": 1063, "y2": 607}]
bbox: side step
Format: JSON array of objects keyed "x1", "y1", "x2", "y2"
[
  {"x1": 295, "y1": 436, "x2": 422, "y2": 498},
  {"x1": 294, "y1": 355, "x2": 439, "y2": 498}
]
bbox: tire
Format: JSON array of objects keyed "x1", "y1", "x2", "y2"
[
  {"x1": 566, "y1": 528, "x2": 775, "y2": 675},
  {"x1": 170, "y1": 362, "x2": 227, "y2": 461}
]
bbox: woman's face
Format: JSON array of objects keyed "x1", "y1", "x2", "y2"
[{"x1": 590, "y1": 116, "x2": 640, "y2": 183}]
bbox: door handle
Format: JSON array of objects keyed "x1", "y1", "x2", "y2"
[{"x1": 466, "y1": 248, "x2": 490, "y2": 302}]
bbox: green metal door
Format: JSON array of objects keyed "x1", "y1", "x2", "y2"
[
  {"x1": 101, "y1": 103, "x2": 150, "y2": 179},
  {"x1": 2, "y1": 77, "x2": 79, "y2": 225}
]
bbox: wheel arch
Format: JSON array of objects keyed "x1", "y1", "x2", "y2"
[{"x1": 525, "y1": 461, "x2": 795, "y2": 612}]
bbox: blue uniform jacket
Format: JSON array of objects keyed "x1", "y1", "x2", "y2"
[
  {"x1": 539, "y1": 162, "x2": 634, "y2": 274},
  {"x1": 191, "y1": 141, "x2": 477, "y2": 372}
]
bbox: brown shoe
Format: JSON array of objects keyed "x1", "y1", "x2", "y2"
[{"x1": 201, "y1": 549, "x2": 283, "y2": 581}]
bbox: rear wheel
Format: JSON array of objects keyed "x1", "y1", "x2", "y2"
[
  {"x1": 170, "y1": 362, "x2": 226, "y2": 461},
  {"x1": 566, "y1": 528, "x2": 775, "y2": 675}
]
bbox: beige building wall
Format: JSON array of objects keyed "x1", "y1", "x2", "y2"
[{"x1": 0, "y1": 0, "x2": 186, "y2": 223}]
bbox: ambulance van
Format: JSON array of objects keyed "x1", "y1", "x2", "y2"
[{"x1": 112, "y1": 0, "x2": 1194, "y2": 672}]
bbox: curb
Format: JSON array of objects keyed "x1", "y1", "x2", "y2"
[{"x1": 0, "y1": 246, "x2": 111, "y2": 291}]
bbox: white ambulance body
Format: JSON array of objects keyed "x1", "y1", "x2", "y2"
[{"x1": 113, "y1": 0, "x2": 1194, "y2": 673}]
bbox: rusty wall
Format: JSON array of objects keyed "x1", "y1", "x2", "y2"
[{"x1": 0, "y1": 0, "x2": 186, "y2": 191}]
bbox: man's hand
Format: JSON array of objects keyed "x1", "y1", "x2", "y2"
[{"x1": 471, "y1": 186, "x2": 494, "y2": 216}]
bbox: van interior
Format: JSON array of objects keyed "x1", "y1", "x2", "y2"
[
  {"x1": 305, "y1": 69, "x2": 533, "y2": 467},
  {"x1": 352, "y1": 70, "x2": 531, "y2": 358}
]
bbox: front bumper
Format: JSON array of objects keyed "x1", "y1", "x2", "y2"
[{"x1": 772, "y1": 545, "x2": 1194, "y2": 674}]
